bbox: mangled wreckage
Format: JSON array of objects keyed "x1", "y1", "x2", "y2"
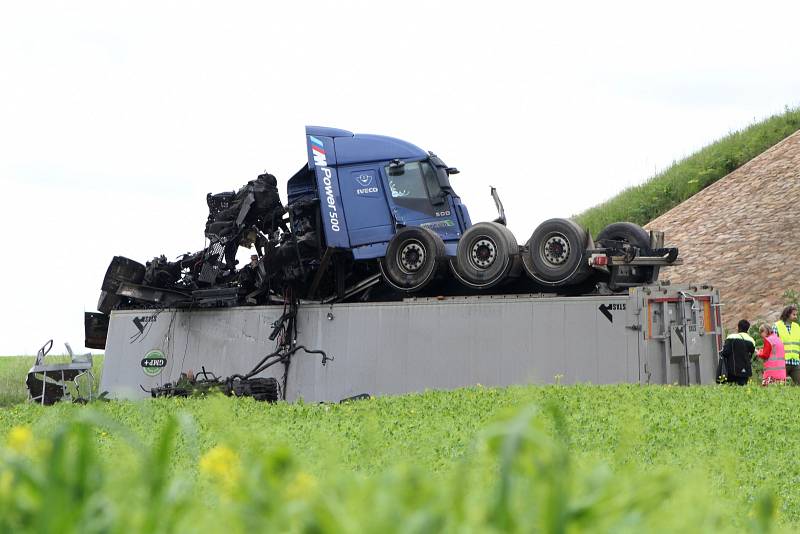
[
  {"x1": 96, "y1": 171, "x2": 295, "y2": 315},
  {"x1": 80, "y1": 126, "x2": 682, "y2": 401},
  {"x1": 90, "y1": 126, "x2": 680, "y2": 345}
]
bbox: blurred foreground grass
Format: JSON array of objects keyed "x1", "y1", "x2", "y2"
[{"x1": 1, "y1": 382, "x2": 799, "y2": 532}]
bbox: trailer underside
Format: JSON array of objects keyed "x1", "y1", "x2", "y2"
[{"x1": 99, "y1": 283, "x2": 722, "y2": 402}]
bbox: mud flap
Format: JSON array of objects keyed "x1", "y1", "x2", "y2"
[{"x1": 85, "y1": 312, "x2": 109, "y2": 350}]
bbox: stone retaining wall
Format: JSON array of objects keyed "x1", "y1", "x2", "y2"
[{"x1": 645, "y1": 130, "x2": 800, "y2": 331}]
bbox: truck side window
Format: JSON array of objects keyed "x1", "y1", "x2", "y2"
[
  {"x1": 387, "y1": 162, "x2": 427, "y2": 199},
  {"x1": 387, "y1": 161, "x2": 442, "y2": 200}
]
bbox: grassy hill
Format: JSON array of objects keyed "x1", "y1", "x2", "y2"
[{"x1": 573, "y1": 106, "x2": 800, "y2": 237}]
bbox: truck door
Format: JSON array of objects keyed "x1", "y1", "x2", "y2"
[
  {"x1": 337, "y1": 166, "x2": 394, "y2": 247},
  {"x1": 381, "y1": 160, "x2": 461, "y2": 242}
]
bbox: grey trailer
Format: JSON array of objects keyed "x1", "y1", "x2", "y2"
[{"x1": 100, "y1": 283, "x2": 723, "y2": 402}]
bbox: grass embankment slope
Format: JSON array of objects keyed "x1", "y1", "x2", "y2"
[
  {"x1": 2, "y1": 352, "x2": 800, "y2": 532},
  {"x1": 573, "y1": 107, "x2": 800, "y2": 236}
]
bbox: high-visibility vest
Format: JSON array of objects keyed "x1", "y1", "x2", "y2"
[
  {"x1": 775, "y1": 321, "x2": 800, "y2": 361},
  {"x1": 764, "y1": 333, "x2": 786, "y2": 372},
  {"x1": 726, "y1": 332, "x2": 755, "y2": 346}
]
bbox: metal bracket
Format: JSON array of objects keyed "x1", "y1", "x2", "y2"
[{"x1": 490, "y1": 186, "x2": 507, "y2": 226}]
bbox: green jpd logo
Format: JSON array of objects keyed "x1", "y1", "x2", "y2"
[{"x1": 141, "y1": 350, "x2": 167, "y2": 377}]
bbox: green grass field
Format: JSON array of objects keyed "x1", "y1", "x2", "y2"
[{"x1": 1, "y1": 354, "x2": 799, "y2": 532}]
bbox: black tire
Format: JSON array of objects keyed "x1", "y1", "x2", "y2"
[
  {"x1": 522, "y1": 218, "x2": 592, "y2": 286},
  {"x1": 450, "y1": 222, "x2": 518, "y2": 289},
  {"x1": 595, "y1": 222, "x2": 656, "y2": 284},
  {"x1": 595, "y1": 222, "x2": 650, "y2": 249},
  {"x1": 380, "y1": 227, "x2": 445, "y2": 292}
]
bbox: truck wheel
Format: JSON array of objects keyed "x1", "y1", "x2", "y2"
[
  {"x1": 522, "y1": 218, "x2": 592, "y2": 286},
  {"x1": 380, "y1": 227, "x2": 445, "y2": 292},
  {"x1": 595, "y1": 222, "x2": 655, "y2": 284},
  {"x1": 450, "y1": 222, "x2": 518, "y2": 289},
  {"x1": 595, "y1": 222, "x2": 650, "y2": 249}
]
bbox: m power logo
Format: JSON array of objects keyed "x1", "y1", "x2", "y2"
[
  {"x1": 309, "y1": 135, "x2": 328, "y2": 167},
  {"x1": 310, "y1": 136, "x2": 340, "y2": 232}
]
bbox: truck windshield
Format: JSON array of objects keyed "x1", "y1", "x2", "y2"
[{"x1": 386, "y1": 161, "x2": 442, "y2": 201}]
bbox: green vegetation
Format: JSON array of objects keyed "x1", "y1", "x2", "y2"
[
  {"x1": 1, "y1": 382, "x2": 800, "y2": 532},
  {"x1": 574, "y1": 106, "x2": 800, "y2": 237}
]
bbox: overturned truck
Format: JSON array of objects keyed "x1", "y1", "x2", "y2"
[{"x1": 88, "y1": 126, "x2": 680, "y2": 350}]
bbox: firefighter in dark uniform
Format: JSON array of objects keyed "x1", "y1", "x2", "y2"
[{"x1": 720, "y1": 319, "x2": 756, "y2": 385}]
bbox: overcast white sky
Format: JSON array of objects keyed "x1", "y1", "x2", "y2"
[{"x1": 1, "y1": 0, "x2": 798, "y2": 355}]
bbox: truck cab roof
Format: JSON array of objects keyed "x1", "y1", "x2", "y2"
[{"x1": 305, "y1": 125, "x2": 427, "y2": 166}]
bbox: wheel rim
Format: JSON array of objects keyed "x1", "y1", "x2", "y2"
[
  {"x1": 469, "y1": 237, "x2": 497, "y2": 270},
  {"x1": 540, "y1": 232, "x2": 570, "y2": 266},
  {"x1": 397, "y1": 239, "x2": 426, "y2": 274}
]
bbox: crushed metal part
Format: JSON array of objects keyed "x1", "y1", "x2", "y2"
[
  {"x1": 147, "y1": 369, "x2": 280, "y2": 402},
  {"x1": 26, "y1": 340, "x2": 95, "y2": 405}
]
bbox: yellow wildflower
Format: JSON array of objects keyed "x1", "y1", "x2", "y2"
[
  {"x1": 284, "y1": 471, "x2": 318, "y2": 500},
  {"x1": 7, "y1": 426, "x2": 33, "y2": 454},
  {"x1": 199, "y1": 445, "x2": 241, "y2": 491}
]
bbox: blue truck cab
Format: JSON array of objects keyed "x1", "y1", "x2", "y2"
[
  {"x1": 288, "y1": 126, "x2": 472, "y2": 261},
  {"x1": 279, "y1": 125, "x2": 673, "y2": 297}
]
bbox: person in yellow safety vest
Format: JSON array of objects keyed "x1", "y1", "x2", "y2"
[{"x1": 774, "y1": 305, "x2": 800, "y2": 386}]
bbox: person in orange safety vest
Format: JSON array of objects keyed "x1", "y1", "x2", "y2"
[{"x1": 757, "y1": 323, "x2": 786, "y2": 386}]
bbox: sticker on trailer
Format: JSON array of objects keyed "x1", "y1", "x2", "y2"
[
  {"x1": 141, "y1": 349, "x2": 167, "y2": 377},
  {"x1": 598, "y1": 303, "x2": 626, "y2": 323},
  {"x1": 130, "y1": 313, "x2": 159, "y2": 343}
]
